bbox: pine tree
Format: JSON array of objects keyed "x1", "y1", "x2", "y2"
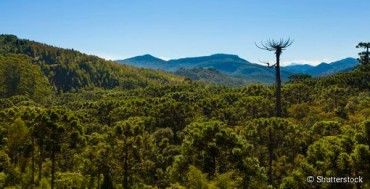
[{"x1": 356, "y1": 42, "x2": 370, "y2": 66}]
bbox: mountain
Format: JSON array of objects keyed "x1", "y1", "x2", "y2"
[
  {"x1": 168, "y1": 54, "x2": 248, "y2": 72},
  {"x1": 174, "y1": 67, "x2": 251, "y2": 86},
  {"x1": 0, "y1": 35, "x2": 183, "y2": 97},
  {"x1": 118, "y1": 53, "x2": 250, "y2": 72},
  {"x1": 305, "y1": 63, "x2": 334, "y2": 76},
  {"x1": 122, "y1": 54, "x2": 168, "y2": 69},
  {"x1": 283, "y1": 58, "x2": 359, "y2": 77},
  {"x1": 118, "y1": 54, "x2": 293, "y2": 84},
  {"x1": 284, "y1": 64, "x2": 314, "y2": 73}
]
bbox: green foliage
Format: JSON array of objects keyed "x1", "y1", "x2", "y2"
[
  {"x1": 0, "y1": 35, "x2": 183, "y2": 94},
  {"x1": 40, "y1": 177, "x2": 50, "y2": 189},
  {"x1": 0, "y1": 35, "x2": 369, "y2": 188},
  {"x1": 211, "y1": 171, "x2": 239, "y2": 189},
  {"x1": 181, "y1": 121, "x2": 251, "y2": 176},
  {"x1": 0, "y1": 54, "x2": 52, "y2": 103},
  {"x1": 287, "y1": 74, "x2": 312, "y2": 83},
  {"x1": 0, "y1": 172, "x2": 5, "y2": 188},
  {"x1": 310, "y1": 121, "x2": 341, "y2": 139},
  {"x1": 187, "y1": 166, "x2": 209, "y2": 189},
  {"x1": 6, "y1": 117, "x2": 29, "y2": 171},
  {"x1": 356, "y1": 42, "x2": 370, "y2": 66},
  {"x1": 54, "y1": 172, "x2": 85, "y2": 189},
  {"x1": 174, "y1": 67, "x2": 250, "y2": 87},
  {"x1": 0, "y1": 151, "x2": 10, "y2": 172}
]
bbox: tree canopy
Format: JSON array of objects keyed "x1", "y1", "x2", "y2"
[{"x1": 0, "y1": 35, "x2": 369, "y2": 188}]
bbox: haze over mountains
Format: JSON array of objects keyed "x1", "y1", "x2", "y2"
[{"x1": 116, "y1": 54, "x2": 359, "y2": 84}]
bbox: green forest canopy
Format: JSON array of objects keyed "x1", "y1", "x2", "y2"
[{"x1": 0, "y1": 35, "x2": 369, "y2": 188}]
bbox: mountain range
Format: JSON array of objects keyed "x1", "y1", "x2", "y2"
[
  {"x1": 117, "y1": 54, "x2": 292, "y2": 84},
  {"x1": 116, "y1": 54, "x2": 359, "y2": 84},
  {"x1": 284, "y1": 57, "x2": 360, "y2": 77},
  {"x1": 0, "y1": 34, "x2": 363, "y2": 93}
]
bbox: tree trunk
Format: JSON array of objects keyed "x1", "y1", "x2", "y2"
[
  {"x1": 211, "y1": 154, "x2": 216, "y2": 177},
  {"x1": 20, "y1": 168, "x2": 23, "y2": 188},
  {"x1": 38, "y1": 144, "x2": 43, "y2": 185},
  {"x1": 51, "y1": 141, "x2": 55, "y2": 189},
  {"x1": 32, "y1": 138, "x2": 35, "y2": 186},
  {"x1": 97, "y1": 168, "x2": 101, "y2": 189},
  {"x1": 102, "y1": 168, "x2": 114, "y2": 189},
  {"x1": 123, "y1": 145, "x2": 129, "y2": 189},
  {"x1": 268, "y1": 129, "x2": 273, "y2": 185},
  {"x1": 275, "y1": 51, "x2": 282, "y2": 117}
]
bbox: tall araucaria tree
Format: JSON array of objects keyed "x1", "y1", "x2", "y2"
[{"x1": 256, "y1": 38, "x2": 293, "y2": 117}]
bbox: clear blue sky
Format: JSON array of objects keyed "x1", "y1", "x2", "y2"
[{"x1": 1, "y1": 0, "x2": 369, "y2": 65}]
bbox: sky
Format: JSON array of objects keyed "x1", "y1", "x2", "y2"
[{"x1": 1, "y1": 0, "x2": 369, "y2": 66}]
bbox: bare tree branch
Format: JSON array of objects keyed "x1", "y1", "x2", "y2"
[{"x1": 258, "y1": 59, "x2": 276, "y2": 68}]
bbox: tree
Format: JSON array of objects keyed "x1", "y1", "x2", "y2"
[
  {"x1": 33, "y1": 109, "x2": 82, "y2": 189},
  {"x1": 287, "y1": 74, "x2": 312, "y2": 84},
  {"x1": 78, "y1": 133, "x2": 104, "y2": 189},
  {"x1": 154, "y1": 99, "x2": 194, "y2": 144},
  {"x1": 181, "y1": 121, "x2": 250, "y2": 177},
  {"x1": 244, "y1": 118, "x2": 298, "y2": 186},
  {"x1": 356, "y1": 42, "x2": 370, "y2": 66},
  {"x1": 306, "y1": 136, "x2": 352, "y2": 188},
  {"x1": 186, "y1": 166, "x2": 209, "y2": 189},
  {"x1": 0, "y1": 54, "x2": 52, "y2": 103},
  {"x1": 37, "y1": 111, "x2": 65, "y2": 189},
  {"x1": 6, "y1": 117, "x2": 29, "y2": 166},
  {"x1": 350, "y1": 144, "x2": 370, "y2": 188},
  {"x1": 6, "y1": 117, "x2": 30, "y2": 187},
  {"x1": 256, "y1": 39, "x2": 293, "y2": 117},
  {"x1": 113, "y1": 117, "x2": 155, "y2": 189},
  {"x1": 234, "y1": 96, "x2": 273, "y2": 120},
  {"x1": 176, "y1": 120, "x2": 267, "y2": 188}
]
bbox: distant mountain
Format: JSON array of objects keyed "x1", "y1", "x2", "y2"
[
  {"x1": 174, "y1": 67, "x2": 251, "y2": 86},
  {"x1": 121, "y1": 54, "x2": 168, "y2": 70},
  {"x1": 284, "y1": 64, "x2": 314, "y2": 73},
  {"x1": 117, "y1": 54, "x2": 359, "y2": 85},
  {"x1": 305, "y1": 63, "x2": 334, "y2": 76},
  {"x1": 168, "y1": 54, "x2": 248, "y2": 73},
  {"x1": 283, "y1": 58, "x2": 359, "y2": 77},
  {"x1": 117, "y1": 54, "x2": 292, "y2": 84}
]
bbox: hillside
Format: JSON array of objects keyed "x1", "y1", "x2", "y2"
[
  {"x1": 0, "y1": 35, "x2": 182, "y2": 97},
  {"x1": 118, "y1": 54, "x2": 292, "y2": 84},
  {"x1": 174, "y1": 67, "x2": 251, "y2": 86}
]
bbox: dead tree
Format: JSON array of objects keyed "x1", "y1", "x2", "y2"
[{"x1": 256, "y1": 39, "x2": 293, "y2": 117}]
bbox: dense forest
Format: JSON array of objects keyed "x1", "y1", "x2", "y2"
[
  {"x1": 174, "y1": 68, "x2": 251, "y2": 87},
  {"x1": 0, "y1": 35, "x2": 369, "y2": 189}
]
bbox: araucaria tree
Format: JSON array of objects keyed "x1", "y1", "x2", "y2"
[
  {"x1": 356, "y1": 42, "x2": 370, "y2": 66},
  {"x1": 256, "y1": 39, "x2": 293, "y2": 117}
]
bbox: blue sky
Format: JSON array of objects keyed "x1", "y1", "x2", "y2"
[{"x1": 1, "y1": 0, "x2": 369, "y2": 65}]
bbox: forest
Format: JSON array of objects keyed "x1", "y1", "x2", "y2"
[{"x1": 0, "y1": 35, "x2": 369, "y2": 189}]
